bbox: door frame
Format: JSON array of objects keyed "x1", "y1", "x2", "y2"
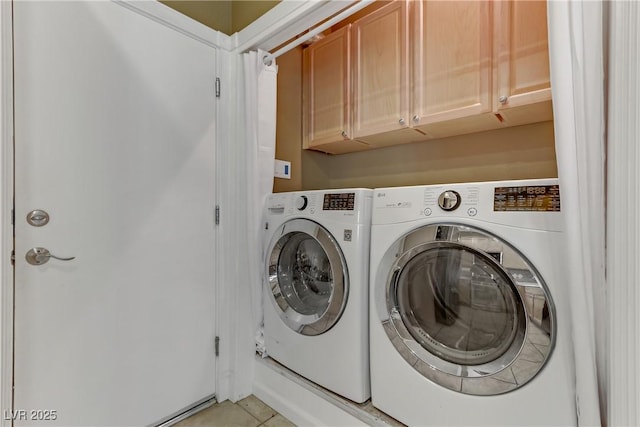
[
  {"x1": 0, "y1": 2, "x2": 231, "y2": 425},
  {"x1": 0, "y1": 2, "x2": 15, "y2": 424}
]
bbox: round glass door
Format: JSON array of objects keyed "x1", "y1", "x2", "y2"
[
  {"x1": 384, "y1": 224, "x2": 555, "y2": 395},
  {"x1": 395, "y1": 243, "x2": 525, "y2": 367},
  {"x1": 267, "y1": 219, "x2": 348, "y2": 336}
]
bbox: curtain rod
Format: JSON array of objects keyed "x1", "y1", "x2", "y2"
[{"x1": 262, "y1": 0, "x2": 376, "y2": 66}]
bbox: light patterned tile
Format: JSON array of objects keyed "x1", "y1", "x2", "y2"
[
  {"x1": 173, "y1": 400, "x2": 260, "y2": 427},
  {"x1": 262, "y1": 414, "x2": 297, "y2": 427},
  {"x1": 237, "y1": 395, "x2": 277, "y2": 423},
  {"x1": 511, "y1": 358, "x2": 544, "y2": 385}
]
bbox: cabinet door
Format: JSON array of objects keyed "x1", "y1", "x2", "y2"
[
  {"x1": 352, "y1": 1, "x2": 410, "y2": 140},
  {"x1": 413, "y1": 1, "x2": 492, "y2": 129},
  {"x1": 303, "y1": 26, "x2": 351, "y2": 149},
  {"x1": 494, "y1": 0, "x2": 552, "y2": 123}
]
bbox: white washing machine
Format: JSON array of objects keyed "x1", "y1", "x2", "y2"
[
  {"x1": 263, "y1": 189, "x2": 372, "y2": 403},
  {"x1": 369, "y1": 179, "x2": 576, "y2": 426}
]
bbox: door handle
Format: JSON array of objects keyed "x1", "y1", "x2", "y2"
[{"x1": 26, "y1": 247, "x2": 76, "y2": 266}]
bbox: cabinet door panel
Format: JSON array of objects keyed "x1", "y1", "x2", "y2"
[
  {"x1": 303, "y1": 26, "x2": 350, "y2": 148},
  {"x1": 509, "y1": 1, "x2": 550, "y2": 95},
  {"x1": 495, "y1": 0, "x2": 551, "y2": 113},
  {"x1": 414, "y1": 1, "x2": 491, "y2": 123},
  {"x1": 352, "y1": 1, "x2": 409, "y2": 139}
]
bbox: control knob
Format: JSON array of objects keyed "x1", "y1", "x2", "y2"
[
  {"x1": 295, "y1": 195, "x2": 308, "y2": 211},
  {"x1": 438, "y1": 190, "x2": 461, "y2": 211}
]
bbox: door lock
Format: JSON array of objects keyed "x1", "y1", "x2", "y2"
[
  {"x1": 26, "y1": 209, "x2": 50, "y2": 227},
  {"x1": 25, "y1": 247, "x2": 75, "y2": 265}
]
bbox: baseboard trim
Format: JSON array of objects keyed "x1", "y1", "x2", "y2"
[{"x1": 253, "y1": 356, "x2": 403, "y2": 427}]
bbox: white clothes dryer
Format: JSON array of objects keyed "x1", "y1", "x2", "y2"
[
  {"x1": 263, "y1": 189, "x2": 372, "y2": 403},
  {"x1": 369, "y1": 179, "x2": 576, "y2": 425}
]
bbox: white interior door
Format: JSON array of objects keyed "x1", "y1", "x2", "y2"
[{"x1": 13, "y1": 2, "x2": 217, "y2": 426}]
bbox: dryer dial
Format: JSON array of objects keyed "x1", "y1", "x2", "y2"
[
  {"x1": 295, "y1": 195, "x2": 308, "y2": 211},
  {"x1": 438, "y1": 190, "x2": 461, "y2": 211}
]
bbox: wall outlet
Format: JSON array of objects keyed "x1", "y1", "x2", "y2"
[{"x1": 274, "y1": 159, "x2": 291, "y2": 179}]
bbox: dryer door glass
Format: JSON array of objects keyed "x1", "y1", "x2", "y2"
[
  {"x1": 267, "y1": 219, "x2": 348, "y2": 336},
  {"x1": 383, "y1": 223, "x2": 554, "y2": 395},
  {"x1": 395, "y1": 244, "x2": 524, "y2": 366}
]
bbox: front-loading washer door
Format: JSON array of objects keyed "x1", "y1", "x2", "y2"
[
  {"x1": 267, "y1": 218, "x2": 348, "y2": 336},
  {"x1": 382, "y1": 223, "x2": 555, "y2": 395}
]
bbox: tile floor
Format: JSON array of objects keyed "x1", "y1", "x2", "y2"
[{"x1": 174, "y1": 395, "x2": 296, "y2": 427}]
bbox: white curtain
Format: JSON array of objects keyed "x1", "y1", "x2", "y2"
[
  {"x1": 606, "y1": 2, "x2": 640, "y2": 426},
  {"x1": 243, "y1": 49, "x2": 278, "y2": 357},
  {"x1": 547, "y1": 2, "x2": 605, "y2": 426}
]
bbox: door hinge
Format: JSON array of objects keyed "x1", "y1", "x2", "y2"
[
  {"x1": 11, "y1": 209, "x2": 14, "y2": 225},
  {"x1": 215, "y1": 205, "x2": 220, "y2": 225},
  {"x1": 10, "y1": 251, "x2": 15, "y2": 266},
  {"x1": 215, "y1": 77, "x2": 221, "y2": 98},
  {"x1": 215, "y1": 336, "x2": 220, "y2": 357}
]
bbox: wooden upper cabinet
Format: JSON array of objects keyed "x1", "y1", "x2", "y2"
[
  {"x1": 352, "y1": 1, "x2": 410, "y2": 141},
  {"x1": 303, "y1": 25, "x2": 352, "y2": 151},
  {"x1": 300, "y1": 0, "x2": 553, "y2": 154},
  {"x1": 413, "y1": 1, "x2": 493, "y2": 134},
  {"x1": 494, "y1": 0, "x2": 553, "y2": 124},
  {"x1": 413, "y1": 1, "x2": 492, "y2": 124}
]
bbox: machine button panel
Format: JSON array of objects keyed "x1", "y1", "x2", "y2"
[{"x1": 323, "y1": 193, "x2": 355, "y2": 211}]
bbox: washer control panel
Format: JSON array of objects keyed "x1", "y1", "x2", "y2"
[
  {"x1": 265, "y1": 189, "x2": 372, "y2": 225},
  {"x1": 322, "y1": 192, "x2": 356, "y2": 211}
]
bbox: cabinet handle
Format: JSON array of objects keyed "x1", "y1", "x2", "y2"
[
  {"x1": 341, "y1": 130, "x2": 348, "y2": 138},
  {"x1": 499, "y1": 95, "x2": 508, "y2": 104},
  {"x1": 399, "y1": 118, "x2": 406, "y2": 126},
  {"x1": 412, "y1": 115, "x2": 420, "y2": 124}
]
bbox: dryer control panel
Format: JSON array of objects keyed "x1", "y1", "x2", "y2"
[
  {"x1": 423, "y1": 185, "x2": 480, "y2": 218},
  {"x1": 494, "y1": 185, "x2": 561, "y2": 212},
  {"x1": 372, "y1": 178, "x2": 563, "y2": 231}
]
